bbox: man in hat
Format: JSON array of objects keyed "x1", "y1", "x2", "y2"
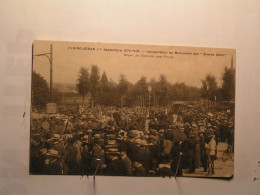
[
  {"x1": 119, "y1": 144, "x2": 132, "y2": 176},
  {"x1": 74, "y1": 139, "x2": 83, "y2": 174},
  {"x1": 157, "y1": 155, "x2": 173, "y2": 177},
  {"x1": 133, "y1": 161, "x2": 146, "y2": 176},
  {"x1": 199, "y1": 132, "x2": 207, "y2": 172},
  {"x1": 171, "y1": 141, "x2": 184, "y2": 177},
  {"x1": 105, "y1": 154, "x2": 126, "y2": 176},
  {"x1": 65, "y1": 138, "x2": 77, "y2": 174},
  {"x1": 30, "y1": 138, "x2": 42, "y2": 174},
  {"x1": 148, "y1": 137, "x2": 161, "y2": 171},
  {"x1": 186, "y1": 133, "x2": 198, "y2": 174},
  {"x1": 92, "y1": 138, "x2": 106, "y2": 174},
  {"x1": 53, "y1": 135, "x2": 66, "y2": 160},
  {"x1": 81, "y1": 142, "x2": 92, "y2": 176},
  {"x1": 43, "y1": 149, "x2": 63, "y2": 175},
  {"x1": 205, "y1": 134, "x2": 216, "y2": 175},
  {"x1": 162, "y1": 136, "x2": 173, "y2": 156}
]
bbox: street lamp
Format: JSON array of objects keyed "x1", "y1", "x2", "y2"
[{"x1": 33, "y1": 44, "x2": 53, "y2": 102}]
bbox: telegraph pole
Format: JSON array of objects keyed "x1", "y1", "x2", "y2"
[{"x1": 34, "y1": 44, "x2": 53, "y2": 102}]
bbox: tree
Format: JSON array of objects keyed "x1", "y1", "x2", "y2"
[
  {"x1": 32, "y1": 71, "x2": 49, "y2": 109},
  {"x1": 149, "y1": 77, "x2": 156, "y2": 107},
  {"x1": 90, "y1": 65, "x2": 100, "y2": 108},
  {"x1": 187, "y1": 86, "x2": 200, "y2": 101},
  {"x1": 201, "y1": 80, "x2": 208, "y2": 101},
  {"x1": 206, "y1": 75, "x2": 218, "y2": 101},
  {"x1": 135, "y1": 77, "x2": 148, "y2": 107},
  {"x1": 98, "y1": 71, "x2": 109, "y2": 99},
  {"x1": 117, "y1": 74, "x2": 129, "y2": 107},
  {"x1": 76, "y1": 67, "x2": 90, "y2": 106},
  {"x1": 201, "y1": 74, "x2": 218, "y2": 108},
  {"x1": 100, "y1": 71, "x2": 109, "y2": 88},
  {"x1": 156, "y1": 74, "x2": 170, "y2": 106},
  {"x1": 97, "y1": 71, "x2": 117, "y2": 106},
  {"x1": 221, "y1": 67, "x2": 235, "y2": 102}
]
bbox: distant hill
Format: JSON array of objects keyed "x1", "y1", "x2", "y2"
[{"x1": 53, "y1": 82, "x2": 77, "y2": 93}]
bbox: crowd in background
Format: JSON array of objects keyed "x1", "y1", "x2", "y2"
[{"x1": 30, "y1": 105, "x2": 234, "y2": 177}]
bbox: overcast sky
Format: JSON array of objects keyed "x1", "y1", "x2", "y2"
[{"x1": 33, "y1": 40, "x2": 235, "y2": 88}]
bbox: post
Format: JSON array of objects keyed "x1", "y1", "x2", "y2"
[
  {"x1": 148, "y1": 85, "x2": 152, "y2": 108},
  {"x1": 33, "y1": 44, "x2": 53, "y2": 103},
  {"x1": 175, "y1": 152, "x2": 183, "y2": 178},
  {"x1": 50, "y1": 44, "x2": 53, "y2": 102}
]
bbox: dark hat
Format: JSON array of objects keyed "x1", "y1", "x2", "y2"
[
  {"x1": 189, "y1": 133, "x2": 196, "y2": 138},
  {"x1": 118, "y1": 144, "x2": 127, "y2": 152},
  {"x1": 161, "y1": 155, "x2": 172, "y2": 163}
]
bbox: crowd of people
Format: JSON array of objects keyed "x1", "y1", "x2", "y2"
[{"x1": 30, "y1": 105, "x2": 234, "y2": 177}]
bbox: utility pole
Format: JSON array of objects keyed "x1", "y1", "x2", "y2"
[{"x1": 34, "y1": 44, "x2": 53, "y2": 102}]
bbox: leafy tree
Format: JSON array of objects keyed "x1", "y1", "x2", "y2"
[
  {"x1": 221, "y1": 67, "x2": 235, "y2": 102},
  {"x1": 98, "y1": 71, "x2": 109, "y2": 99},
  {"x1": 135, "y1": 77, "x2": 148, "y2": 107},
  {"x1": 201, "y1": 74, "x2": 218, "y2": 108},
  {"x1": 90, "y1": 65, "x2": 100, "y2": 108},
  {"x1": 201, "y1": 80, "x2": 208, "y2": 100},
  {"x1": 76, "y1": 67, "x2": 90, "y2": 106},
  {"x1": 206, "y1": 75, "x2": 218, "y2": 101},
  {"x1": 187, "y1": 86, "x2": 200, "y2": 101},
  {"x1": 108, "y1": 78, "x2": 119, "y2": 106},
  {"x1": 156, "y1": 74, "x2": 170, "y2": 106},
  {"x1": 32, "y1": 71, "x2": 49, "y2": 109},
  {"x1": 171, "y1": 83, "x2": 186, "y2": 100},
  {"x1": 149, "y1": 77, "x2": 156, "y2": 107},
  {"x1": 118, "y1": 74, "x2": 129, "y2": 107},
  {"x1": 124, "y1": 83, "x2": 135, "y2": 107},
  {"x1": 100, "y1": 71, "x2": 109, "y2": 89},
  {"x1": 97, "y1": 71, "x2": 117, "y2": 106}
]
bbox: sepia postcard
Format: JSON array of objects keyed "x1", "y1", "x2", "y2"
[{"x1": 30, "y1": 40, "x2": 235, "y2": 178}]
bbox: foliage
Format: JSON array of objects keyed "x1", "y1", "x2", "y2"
[
  {"x1": 32, "y1": 71, "x2": 49, "y2": 108},
  {"x1": 201, "y1": 74, "x2": 218, "y2": 101},
  {"x1": 134, "y1": 76, "x2": 148, "y2": 107},
  {"x1": 76, "y1": 67, "x2": 90, "y2": 104},
  {"x1": 171, "y1": 83, "x2": 200, "y2": 101},
  {"x1": 90, "y1": 65, "x2": 100, "y2": 108},
  {"x1": 156, "y1": 74, "x2": 170, "y2": 106},
  {"x1": 74, "y1": 65, "x2": 235, "y2": 108},
  {"x1": 117, "y1": 74, "x2": 129, "y2": 107},
  {"x1": 96, "y1": 72, "x2": 118, "y2": 106},
  {"x1": 221, "y1": 67, "x2": 235, "y2": 101}
]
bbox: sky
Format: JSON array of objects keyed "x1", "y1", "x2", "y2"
[{"x1": 33, "y1": 40, "x2": 236, "y2": 88}]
